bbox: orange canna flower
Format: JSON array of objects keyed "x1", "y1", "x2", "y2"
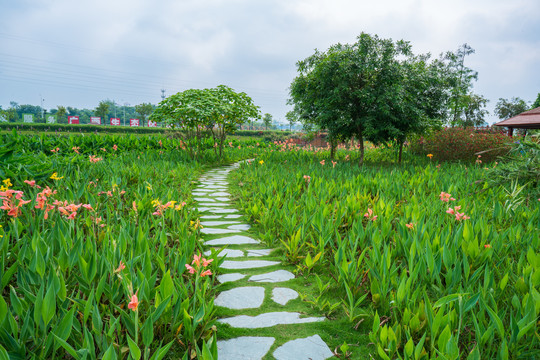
[
  {"x1": 115, "y1": 261, "x2": 126, "y2": 273},
  {"x1": 185, "y1": 264, "x2": 196, "y2": 274},
  {"x1": 202, "y1": 258, "x2": 213, "y2": 267},
  {"x1": 405, "y1": 223, "x2": 414, "y2": 229}
]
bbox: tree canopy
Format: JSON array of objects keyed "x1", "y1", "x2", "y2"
[
  {"x1": 289, "y1": 32, "x2": 451, "y2": 163},
  {"x1": 495, "y1": 97, "x2": 529, "y2": 120},
  {"x1": 150, "y1": 85, "x2": 260, "y2": 158}
]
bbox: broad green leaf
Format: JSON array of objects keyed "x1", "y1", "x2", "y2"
[
  {"x1": 102, "y1": 343, "x2": 117, "y2": 360},
  {"x1": 127, "y1": 334, "x2": 141, "y2": 360},
  {"x1": 42, "y1": 283, "x2": 57, "y2": 326}
]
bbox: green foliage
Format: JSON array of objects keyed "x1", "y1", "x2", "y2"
[
  {"x1": 0, "y1": 132, "x2": 264, "y2": 358},
  {"x1": 151, "y1": 85, "x2": 260, "y2": 159},
  {"x1": 289, "y1": 32, "x2": 451, "y2": 163},
  {"x1": 0, "y1": 122, "x2": 180, "y2": 134},
  {"x1": 94, "y1": 101, "x2": 110, "y2": 122},
  {"x1": 135, "y1": 103, "x2": 155, "y2": 124},
  {"x1": 487, "y1": 139, "x2": 540, "y2": 190},
  {"x1": 230, "y1": 147, "x2": 539, "y2": 359},
  {"x1": 410, "y1": 127, "x2": 511, "y2": 162},
  {"x1": 495, "y1": 97, "x2": 530, "y2": 120},
  {"x1": 531, "y1": 93, "x2": 540, "y2": 109}
]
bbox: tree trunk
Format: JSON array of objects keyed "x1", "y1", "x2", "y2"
[
  {"x1": 398, "y1": 140, "x2": 404, "y2": 164},
  {"x1": 357, "y1": 128, "x2": 364, "y2": 165}
]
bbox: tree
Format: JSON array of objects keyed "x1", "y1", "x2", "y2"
[
  {"x1": 285, "y1": 111, "x2": 298, "y2": 131},
  {"x1": 289, "y1": 32, "x2": 449, "y2": 163},
  {"x1": 94, "y1": 101, "x2": 110, "y2": 124},
  {"x1": 262, "y1": 113, "x2": 273, "y2": 131},
  {"x1": 150, "y1": 85, "x2": 260, "y2": 159},
  {"x1": 56, "y1": 106, "x2": 67, "y2": 124},
  {"x1": 461, "y1": 93, "x2": 489, "y2": 126},
  {"x1": 135, "y1": 103, "x2": 154, "y2": 126},
  {"x1": 495, "y1": 97, "x2": 529, "y2": 120},
  {"x1": 444, "y1": 44, "x2": 479, "y2": 126},
  {"x1": 531, "y1": 93, "x2": 540, "y2": 109}
]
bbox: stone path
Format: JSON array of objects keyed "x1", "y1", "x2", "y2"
[{"x1": 194, "y1": 163, "x2": 335, "y2": 360}]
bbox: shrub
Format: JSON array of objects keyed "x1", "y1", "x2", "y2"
[{"x1": 410, "y1": 127, "x2": 512, "y2": 162}]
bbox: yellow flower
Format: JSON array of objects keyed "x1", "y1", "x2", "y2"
[
  {"x1": 145, "y1": 181, "x2": 153, "y2": 190},
  {"x1": 0, "y1": 224, "x2": 3, "y2": 238},
  {"x1": 151, "y1": 199, "x2": 161, "y2": 207},
  {"x1": 190, "y1": 219, "x2": 203, "y2": 230},
  {"x1": 427, "y1": 154, "x2": 433, "y2": 159},
  {"x1": 2, "y1": 179, "x2": 13, "y2": 188},
  {"x1": 259, "y1": 160, "x2": 264, "y2": 165},
  {"x1": 0, "y1": 185, "x2": 7, "y2": 192},
  {"x1": 50, "y1": 172, "x2": 64, "y2": 180}
]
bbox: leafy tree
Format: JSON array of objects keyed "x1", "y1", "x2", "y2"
[
  {"x1": 0, "y1": 108, "x2": 17, "y2": 123},
  {"x1": 461, "y1": 93, "x2": 489, "y2": 127},
  {"x1": 151, "y1": 85, "x2": 259, "y2": 159},
  {"x1": 444, "y1": 44, "x2": 479, "y2": 126},
  {"x1": 94, "y1": 101, "x2": 110, "y2": 123},
  {"x1": 262, "y1": 113, "x2": 273, "y2": 131},
  {"x1": 55, "y1": 106, "x2": 67, "y2": 124},
  {"x1": 285, "y1": 111, "x2": 298, "y2": 131},
  {"x1": 531, "y1": 93, "x2": 540, "y2": 109},
  {"x1": 495, "y1": 97, "x2": 529, "y2": 120},
  {"x1": 290, "y1": 32, "x2": 450, "y2": 163},
  {"x1": 135, "y1": 103, "x2": 154, "y2": 126}
]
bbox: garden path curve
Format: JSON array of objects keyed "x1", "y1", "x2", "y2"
[{"x1": 194, "y1": 163, "x2": 335, "y2": 360}]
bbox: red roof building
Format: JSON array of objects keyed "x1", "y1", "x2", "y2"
[{"x1": 494, "y1": 107, "x2": 540, "y2": 136}]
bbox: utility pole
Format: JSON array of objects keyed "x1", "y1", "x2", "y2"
[
  {"x1": 40, "y1": 95, "x2": 45, "y2": 120},
  {"x1": 161, "y1": 89, "x2": 166, "y2": 101}
]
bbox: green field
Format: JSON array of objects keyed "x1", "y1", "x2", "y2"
[{"x1": 0, "y1": 131, "x2": 538, "y2": 359}]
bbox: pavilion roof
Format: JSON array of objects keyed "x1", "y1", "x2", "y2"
[{"x1": 494, "y1": 107, "x2": 540, "y2": 129}]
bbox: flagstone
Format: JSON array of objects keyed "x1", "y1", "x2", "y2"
[
  {"x1": 225, "y1": 214, "x2": 242, "y2": 219},
  {"x1": 215, "y1": 287, "x2": 265, "y2": 309},
  {"x1": 246, "y1": 249, "x2": 273, "y2": 257},
  {"x1": 194, "y1": 197, "x2": 215, "y2": 202},
  {"x1": 205, "y1": 235, "x2": 259, "y2": 246},
  {"x1": 216, "y1": 197, "x2": 231, "y2": 202},
  {"x1": 204, "y1": 248, "x2": 244, "y2": 258},
  {"x1": 198, "y1": 202, "x2": 228, "y2": 207},
  {"x1": 217, "y1": 337, "x2": 275, "y2": 360},
  {"x1": 201, "y1": 228, "x2": 241, "y2": 235},
  {"x1": 220, "y1": 260, "x2": 280, "y2": 270},
  {"x1": 273, "y1": 335, "x2": 333, "y2": 360},
  {"x1": 201, "y1": 215, "x2": 223, "y2": 219},
  {"x1": 208, "y1": 191, "x2": 231, "y2": 197},
  {"x1": 272, "y1": 287, "x2": 299, "y2": 305},
  {"x1": 217, "y1": 273, "x2": 246, "y2": 283},
  {"x1": 218, "y1": 312, "x2": 325, "y2": 329},
  {"x1": 201, "y1": 220, "x2": 240, "y2": 226},
  {"x1": 228, "y1": 224, "x2": 251, "y2": 231},
  {"x1": 249, "y1": 270, "x2": 295, "y2": 283},
  {"x1": 210, "y1": 208, "x2": 238, "y2": 214}
]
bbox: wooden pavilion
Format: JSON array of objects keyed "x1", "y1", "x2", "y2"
[{"x1": 494, "y1": 106, "x2": 540, "y2": 136}]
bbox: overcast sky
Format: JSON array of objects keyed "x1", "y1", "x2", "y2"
[{"x1": 1, "y1": 0, "x2": 539, "y2": 124}]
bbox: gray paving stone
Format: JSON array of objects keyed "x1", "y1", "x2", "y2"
[
  {"x1": 216, "y1": 197, "x2": 231, "y2": 202},
  {"x1": 272, "y1": 287, "x2": 299, "y2": 305},
  {"x1": 210, "y1": 208, "x2": 238, "y2": 214},
  {"x1": 193, "y1": 189, "x2": 213, "y2": 193},
  {"x1": 273, "y1": 335, "x2": 334, "y2": 360},
  {"x1": 217, "y1": 336, "x2": 275, "y2": 360},
  {"x1": 205, "y1": 235, "x2": 260, "y2": 246},
  {"x1": 215, "y1": 287, "x2": 265, "y2": 309},
  {"x1": 228, "y1": 224, "x2": 251, "y2": 231},
  {"x1": 208, "y1": 191, "x2": 231, "y2": 197},
  {"x1": 198, "y1": 202, "x2": 228, "y2": 207},
  {"x1": 246, "y1": 249, "x2": 273, "y2": 257},
  {"x1": 201, "y1": 215, "x2": 223, "y2": 219},
  {"x1": 218, "y1": 312, "x2": 325, "y2": 329},
  {"x1": 204, "y1": 248, "x2": 244, "y2": 258},
  {"x1": 201, "y1": 227, "x2": 241, "y2": 235},
  {"x1": 194, "y1": 197, "x2": 215, "y2": 202},
  {"x1": 225, "y1": 214, "x2": 243, "y2": 219},
  {"x1": 201, "y1": 220, "x2": 240, "y2": 226},
  {"x1": 249, "y1": 270, "x2": 295, "y2": 283},
  {"x1": 217, "y1": 273, "x2": 246, "y2": 283},
  {"x1": 221, "y1": 260, "x2": 280, "y2": 270}
]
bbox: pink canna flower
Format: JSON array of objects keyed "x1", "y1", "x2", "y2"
[
  {"x1": 200, "y1": 270, "x2": 212, "y2": 277},
  {"x1": 24, "y1": 180, "x2": 37, "y2": 187},
  {"x1": 113, "y1": 144, "x2": 118, "y2": 151},
  {"x1": 439, "y1": 192, "x2": 455, "y2": 202},
  {"x1": 132, "y1": 201, "x2": 137, "y2": 211},
  {"x1": 405, "y1": 223, "x2": 414, "y2": 229},
  {"x1": 331, "y1": 161, "x2": 337, "y2": 168},
  {"x1": 82, "y1": 204, "x2": 94, "y2": 211},
  {"x1": 192, "y1": 254, "x2": 201, "y2": 267},
  {"x1": 185, "y1": 264, "x2": 196, "y2": 274},
  {"x1": 128, "y1": 290, "x2": 139, "y2": 311},
  {"x1": 115, "y1": 261, "x2": 126, "y2": 273},
  {"x1": 364, "y1": 208, "x2": 377, "y2": 221},
  {"x1": 202, "y1": 258, "x2": 213, "y2": 267},
  {"x1": 320, "y1": 160, "x2": 325, "y2": 166}
]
